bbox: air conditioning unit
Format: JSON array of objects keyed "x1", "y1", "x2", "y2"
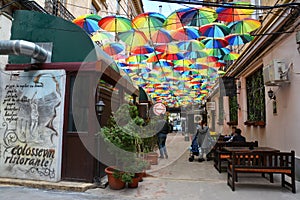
[{"x1": 263, "y1": 60, "x2": 289, "y2": 86}]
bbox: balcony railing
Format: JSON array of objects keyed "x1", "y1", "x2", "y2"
[
  {"x1": 18, "y1": 0, "x2": 75, "y2": 21},
  {"x1": 44, "y1": 0, "x2": 75, "y2": 21}
]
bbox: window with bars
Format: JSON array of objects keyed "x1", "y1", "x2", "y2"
[
  {"x1": 229, "y1": 95, "x2": 238, "y2": 124},
  {"x1": 246, "y1": 68, "x2": 266, "y2": 122}
]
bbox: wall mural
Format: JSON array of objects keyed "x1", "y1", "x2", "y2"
[{"x1": 0, "y1": 70, "x2": 66, "y2": 182}]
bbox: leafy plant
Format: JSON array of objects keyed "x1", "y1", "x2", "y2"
[
  {"x1": 246, "y1": 68, "x2": 266, "y2": 122},
  {"x1": 121, "y1": 172, "x2": 135, "y2": 183}
]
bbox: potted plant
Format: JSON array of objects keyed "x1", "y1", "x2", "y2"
[
  {"x1": 105, "y1": 166, "x2": 126, "y2": 190},
  {"x1": 100, "y1": 104, "x2": 145, "y2": 188}
]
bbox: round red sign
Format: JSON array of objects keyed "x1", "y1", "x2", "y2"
[{"x1": 153, "y1": 103, "x2": 166, "y2": 116}]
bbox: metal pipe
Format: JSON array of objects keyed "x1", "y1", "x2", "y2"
[{"x1": 0, "y1": 40, "x2": 49, "y2": 63}]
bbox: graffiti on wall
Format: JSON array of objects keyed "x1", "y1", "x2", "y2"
[{"x1": 0, "y1": 70, "x2": 65, "y2": 182}]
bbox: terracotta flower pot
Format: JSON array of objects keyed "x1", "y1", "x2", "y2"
[
  {"x1": 145, "y1": 152, "x2": 158, "y2": 165},
  {"x1": 105, "y1": 166, "x2": 125, "y2": 190},
  {"x1": 128, "y1": 176, "x2": 139, "y2": 188},
  {"x1": 135, "y1": 172, "x2": 144, "y2": 182}
]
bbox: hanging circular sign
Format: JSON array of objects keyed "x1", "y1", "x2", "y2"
[{"x1": 153, "y1": 103, "x2": 166, "y2": 116}]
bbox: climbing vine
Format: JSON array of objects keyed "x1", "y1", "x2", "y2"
[{"x1": 246, "y1": 68, "x2": 266, "y2": 122}]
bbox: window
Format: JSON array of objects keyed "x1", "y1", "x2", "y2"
[
  {"x1": 67, "y1": 75, "x2": 89, "y2": 132},
  {"x1": 246, "y1": 68, "x2": 266, "y2": 122}
]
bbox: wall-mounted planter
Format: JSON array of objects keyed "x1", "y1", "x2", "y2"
[
  {"x1": 227, "y1": 121, "x2": 238, "y2": 126},
  {"x1": 244, "y1": 121, "x2": 256, "y2": 126},
  {"x1": 254, "y1": 121, "x2": 266, "y2": 127}
]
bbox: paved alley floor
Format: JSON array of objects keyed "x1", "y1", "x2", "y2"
[{"x1": 1, "y1": 132, "x2": 299, "y2": 200}]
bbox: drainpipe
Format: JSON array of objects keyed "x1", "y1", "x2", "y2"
[{"x1": 0, "y1": 40, "x2": 49, "y2": 63}]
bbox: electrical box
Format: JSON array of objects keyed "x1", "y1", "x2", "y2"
[{"x1": 263, "y1": 60, "x2": 289, "y2": 86}]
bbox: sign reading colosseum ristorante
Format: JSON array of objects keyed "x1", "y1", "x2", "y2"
[{"x1": 0, "y1": 70, "x2": 66, "y2": 182}]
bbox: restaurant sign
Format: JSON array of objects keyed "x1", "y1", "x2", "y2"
[{"x1": 0, "y1": 70, "x2": 65, "y2": 182}]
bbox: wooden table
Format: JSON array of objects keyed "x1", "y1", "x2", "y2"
[{"x1": 223, "y1": 146, "x2": 279, "y2": 153}]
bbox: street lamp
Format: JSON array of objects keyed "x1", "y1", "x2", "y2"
[{"x1": 94, "y1": 99, "x2": 105, "y2": 187}]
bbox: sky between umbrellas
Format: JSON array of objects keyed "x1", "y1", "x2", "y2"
[{"x1": 73, "y1": 2, "x2": 261, "y2": 107}]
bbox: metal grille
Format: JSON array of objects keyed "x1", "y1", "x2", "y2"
[{"x1": 44, "y1": 0, "x2": 75, "y2": 21}]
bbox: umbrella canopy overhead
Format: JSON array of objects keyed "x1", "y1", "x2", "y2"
[{"x1": 75, "y1": 2, "x2": 261, "y2": 107}]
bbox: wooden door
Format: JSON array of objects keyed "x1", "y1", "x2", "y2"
[{"x1": 61, "y1": 73, "x2": 96, "y2": 182}]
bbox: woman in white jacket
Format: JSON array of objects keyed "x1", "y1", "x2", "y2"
[{"x1": 196, "y1": 120, "x2": 211, "y2": 162}]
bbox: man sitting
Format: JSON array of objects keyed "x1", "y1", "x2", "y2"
[{"x1": 232, "y1": 128, "x2": 246, "y2": 142}]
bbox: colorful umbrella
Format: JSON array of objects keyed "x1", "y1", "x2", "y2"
[
  {"x1": 91, "y1": 31, "x2": 113, "y2": 42},
  {"x1": 130, "y1": 45, "x2": 154, "y2": 54},
  {"x1": 125, "y1": 54, "x2": 148, "y2": 63},
  {"x1": 147, "y1": 53, "x2": 164, "y2": 62},
  {"x1": 216, "y1": 2, "x2": 255, "y2": 22},
  {"x1": 199, "y1": 22, "x2": 230, "y2": 38},
  {"x1": 184, "y1": 50, "x2": 208, "y2": 60},
  {"x1": 132, "y1": 12, "x2": 166, "y2": 38},
  {"x1": 180, "y1": 7, "x2": 218, "y2": 27},
  {"x1": 225, "y1": 33, "x2": 254, "y2": 46},
  {"x1": 161, "y1": 53, "x2": 184, "y2": 60},
  {"x1": 189, "y1": 63, "x2": 209, "y2": 69},
  {"x1": 204, "y1": 48, "x2": 231, "y2": 58},
  {"x1": 221, "y1": 52, "x2": 240, "y2": 60},
  {"x1": 201, "y1": 38, "x2": 229, "y2": 48},
  {"x1": 196, "y1": 56, "x2": 218, "y2": 63},
  {"x1": 155, "y1": 43, "x2": 180, "y2": 53},
  {"x1": 102, "y1": 42, "x2": 124, "y2": 55},
  {"x1": 163, "y1": 8, "x2": 191, "y2": 30},
  {"x1": 117, "y1": 29, "x2": 148, "y2": 47},
  {"x1": 228, "y1": 18, "x2": 261, "y2": 34},
  {"x1": 177, "y1": 40, "x2": 205, "y2": 52},
  {"x1": 170, "y1": 27, "x2": 200, "y2": 41},
  {"x1": 73, "y1": 14, "x2": 101, "y2": 34},
  {"x1": 98, "y1": 15, "x2": 132, "y2": 33},
  {"x1": 150, "y1": 28, "x2": 173, "y2": 44}
]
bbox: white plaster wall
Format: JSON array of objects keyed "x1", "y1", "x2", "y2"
[
  {"x1": 263, "y1": 32, "x2": 300, "y2": 156},
  {"x1": 0, "y1": 14, "x2": 12, "y2": 70}
]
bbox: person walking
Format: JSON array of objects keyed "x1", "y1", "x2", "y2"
[
  {"x1": 157, "y1": 115, "x2": 170, "y2": 159},
  {"x1": 196, "y1": 120, "x2": 211, "y2": 162}
]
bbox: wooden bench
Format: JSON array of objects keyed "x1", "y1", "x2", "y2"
[
  {"x1": 213, "y1": 141, "x2": 258, "y2": 173},
  {"x1": 227, "y1": 150, "x2": 296, "y2": 193}
]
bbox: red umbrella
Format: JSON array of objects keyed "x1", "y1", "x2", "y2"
[
  {"x1": 131, "y1": 45, "x2": 154, "y2": 54},
  {"x1": 216, "y1": 2, "x2": 255, "y2": 22}
]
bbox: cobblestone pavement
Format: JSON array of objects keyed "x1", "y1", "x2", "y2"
[{"x1": 1, "y1": 132, "x2": 300, "y2": 200}]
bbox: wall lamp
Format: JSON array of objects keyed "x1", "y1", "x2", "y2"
[
  {"x1": 268, "y1": 89, "x2": 276, "y2": 100},
  {"x1": 95, "y1": 99, "x2": 105, "y2": 116}
]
